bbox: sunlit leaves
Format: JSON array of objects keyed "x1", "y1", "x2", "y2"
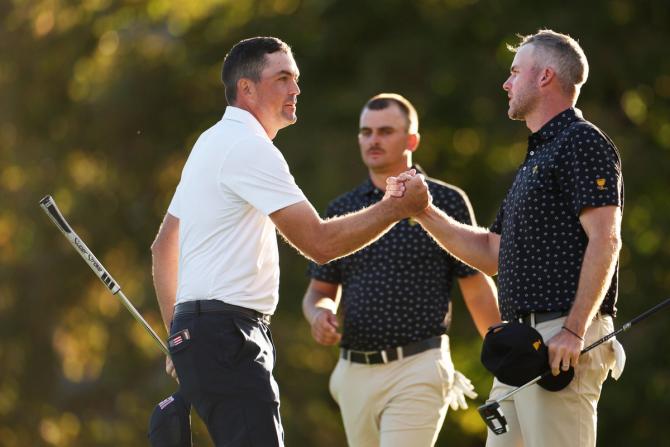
[{"x1": 39, "y1": 413, "x2": 81, "y2": 446}]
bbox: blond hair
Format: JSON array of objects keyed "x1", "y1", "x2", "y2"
[{"x1": 508, "y1": 29, "x2": 589, "y2": 97}]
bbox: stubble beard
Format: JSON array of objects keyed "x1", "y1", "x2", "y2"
[{"x1": 508, "y1": 85, "x2": 539, "y2": 121}]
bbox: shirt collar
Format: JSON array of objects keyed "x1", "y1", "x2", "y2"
[
  {"x1": 222, "y1": 106, "x2": 270, "y2": 140},
  {"x1": 529, "y1": 107, "x2": 583, "y2": 144}
]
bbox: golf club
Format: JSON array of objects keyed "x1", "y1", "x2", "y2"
[
  {"x1": 479, "y1": 297, "x2": 670, "y2": 435},
  {"x1": 40, "y1": 195, "x2": 194, "y2": 446},
  {"x1": 39, "y1": 195, "x2": 169, "y2": 356}
]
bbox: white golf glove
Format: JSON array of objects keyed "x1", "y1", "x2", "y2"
[{"x1": 445, "y1": 369, "x2": 478, "y2": 411}]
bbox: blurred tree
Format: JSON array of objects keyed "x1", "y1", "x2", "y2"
[{"x1": 1, "y1": 0, "x2": 669, "y2": 445}]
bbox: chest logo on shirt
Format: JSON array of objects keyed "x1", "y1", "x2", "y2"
[
  {"x1": 532, "y1": 165, "x2": 538, "y2": 175},
  {"x1": 596, "y1": 178, "x2": 607, "y2": 190}
]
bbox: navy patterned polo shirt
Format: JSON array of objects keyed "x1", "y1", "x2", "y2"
[
  {"x1": 309, "y1": 170, "x2": 477, "y2": 351},
  {"x1": 491, "y1": 108, "x2": 623, "y2": 321}
]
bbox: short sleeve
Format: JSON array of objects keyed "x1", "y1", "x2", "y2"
[
  {"x1": 490, "y1": 200, "x2": 505, "y2": 235},
  {"x1": 222, "y1": 135, "x2": 307, "y2": 215},
  {"x1": 558, "y1": 125, "x2": 622, "y2": 216},
  {"x1": 167, "y1": 183, "x2": 182, "y2": 218}
]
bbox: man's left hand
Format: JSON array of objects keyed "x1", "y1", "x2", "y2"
[{"x1": 547, "y1": 328, "x2": 584, "y2": 376}]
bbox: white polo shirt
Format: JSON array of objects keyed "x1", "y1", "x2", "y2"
[{"x1": 168, "y1": 106, "x2": 306, "y2": 314}]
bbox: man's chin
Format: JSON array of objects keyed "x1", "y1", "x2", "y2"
[
  {"x1": 278, "y1": 114, "x2": 298, "y2": 129},
  {"x1": 508, "y1": 108, "x2": 525, "y2": 121}
]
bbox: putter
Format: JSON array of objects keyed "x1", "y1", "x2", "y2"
[
  {"x1": 479, "y1": 297, "x2": 670, "y2": 435},
  {"x1": 39, "y1": 195, "x2": 169, "y2": 356},
  {"x1": 41, "y1": 195, "x2": 194, "y2": 446}
]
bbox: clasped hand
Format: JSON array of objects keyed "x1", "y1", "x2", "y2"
[{"x1": 383, "y1": 169, "x2": 431, "y2": 216}]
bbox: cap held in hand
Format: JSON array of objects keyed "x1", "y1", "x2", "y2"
[{"x1": 481, "y1": 322, "x2": 574, "y2": 392}]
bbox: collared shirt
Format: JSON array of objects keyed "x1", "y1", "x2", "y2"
[
  {"x1": 169, "y1": 106, "x2": 306, "y2": 314},
  {"x1": 491, "y1": 108, "x2": 623, "y2": 321},
  {"x1": 309, "y1": 170, "x2": 477, "y2": 351}
]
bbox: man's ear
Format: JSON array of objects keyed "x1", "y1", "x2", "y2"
[
  {"x1": 407, "y1": 132, "x2": 421, "y2": 152},
  {"x1": 237, "y1": 78, "x2": 255, "y2": 100},
  {"x1": 539, "y1": 67, "x2": 555, "y2": 88}
]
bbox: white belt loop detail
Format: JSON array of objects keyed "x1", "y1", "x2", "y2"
[
  {"x1": 530, "y1": 312, "x2": 536, "y2": 327},
  {"x1": 381, "y1": 351, "x2": 388, "y2": 364},
  {"x1": 397, "y1": 346, "x2": 404, "y2": 361}
]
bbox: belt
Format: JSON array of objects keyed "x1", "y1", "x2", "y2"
[
  {"x1": 174, "y1": 300, "x2": 271, "y2": 325},
  {"x1": 341, "y1": 336, "x2": 442, "y2": 365},
  {"x1": 518, "y1": 310, "x2": 569, "y2": 326}
]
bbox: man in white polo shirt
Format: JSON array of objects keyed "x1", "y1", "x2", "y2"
[{"x1": 150, "y1": 37, "x2": 430, "y2": 446}]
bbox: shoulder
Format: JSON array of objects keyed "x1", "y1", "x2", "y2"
[
  {"x1": 564, "y1": 120, "x2": 615, "y2": 149},
  {"x1": 562, "y1": 120, "x2": 621, "y2": 163}
]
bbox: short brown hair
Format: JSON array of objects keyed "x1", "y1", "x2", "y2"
[
  {"x1": 508, "y1": 29, "x2": 589, "y2": 96},
  {"x1": 221, "y1": 37, "x2": 292, "y2": 105},
  {"x1": 363, "y1": 93, "x2": 419, "y2": 133}
]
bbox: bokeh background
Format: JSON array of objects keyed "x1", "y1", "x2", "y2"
[{"x1": 2, "y1": 0, "x2": 670, "y2": 445}]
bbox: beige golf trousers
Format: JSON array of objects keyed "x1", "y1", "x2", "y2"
[
  {"x1": 486, "y1": 314, "x2": 621, "y2": 447},
  {"x1": 329, "y1": 335, "x2": 453, "y2": 447}
]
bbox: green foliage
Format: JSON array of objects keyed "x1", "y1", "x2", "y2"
[{"x1": 2, "y1": 0, "x2": 669, "y2": 445}]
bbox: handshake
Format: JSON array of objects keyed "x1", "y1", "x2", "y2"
[{"x1": 383, "y1": 168, "x2": 432, "y2": 218}]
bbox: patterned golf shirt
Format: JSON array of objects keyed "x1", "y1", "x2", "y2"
[
  {"x1": 309, "y1": 169, "x2": 477, "y2": 351},
  {"x1": 491, "y1": 108, "x2": 623, "y2": 321}
]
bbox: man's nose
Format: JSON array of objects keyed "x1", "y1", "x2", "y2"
[{"x1": 502, "y1": 77, "x2": 512, "y2": 91}]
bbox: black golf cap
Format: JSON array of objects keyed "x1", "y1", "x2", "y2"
[
  {"x1": 148, "y1": 391, "x2": 192, "y2": 447},
  {"x1": 481, "y1": 322, "x2": 574, "y2": 392}
]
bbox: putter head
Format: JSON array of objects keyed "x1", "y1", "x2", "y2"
[{"x1": 478, "y1": 400, "x2": 508, "y2": 435}]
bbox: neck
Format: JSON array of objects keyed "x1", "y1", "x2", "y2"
[
  {"x1": 525, "y1": 97, "x2": 574, "y2": 133},
  {"x1": 232, "y1": 102, "x2": 278, "y2": 140}
]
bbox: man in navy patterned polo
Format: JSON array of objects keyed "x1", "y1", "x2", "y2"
[
  {"x1": 390, "y1": 30, "x2": 625, "y2": 446},
  {"x1": 302, "y1": 93, "x2": 501, "y2": 446}
]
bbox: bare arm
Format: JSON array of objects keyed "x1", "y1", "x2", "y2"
[
  {"x1": 414, "y1": 204, "x2": 501, "y2": 276},
  {"x1": 547, "y1": 205, "x2": 622, "y2": 375},
  {"x1": 151, "y1": 213, "x2": 180, "y2": 331},
  {"x1": 272, "y1": 174, "x2": 430, "y2": 264},
  {"x1": 302, "y1": 279, "x2": 341, "y2": 346},
  {"x1": 457, "y1": 273, "x2": 501, "y2": 338}
]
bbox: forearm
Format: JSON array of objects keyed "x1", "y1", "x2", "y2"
[
  {"x1": 152, "y1": 252, "x2": 178, "y2": 331},
  {"x1": 416, "y1": 205, "x2": 499, "y2": 275},
  {"x1": 316, "y1": 200, "x2": 400, "y2": 263},
  {"x1": 151, "y1": 214, "x2": 180, "y2": 331},
  {"x1": 302, "y1": 286, "x2": 339, "y2": 324},
  {"x1": 564, "y1": 235, "x2": 621, "y2": 336}
]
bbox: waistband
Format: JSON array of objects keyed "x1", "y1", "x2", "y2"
[
  {"x1": 341, "y1": 335, "x2": 443, "y2": 365},
  {"x1": 517, "y1": 310, "x2": 569, "y2": 326},
  {"x1": 517, "y1": 310, "x2": 612, "y2": 327},
  {"x1": 174, "y1": 300, "x2": 271, "y2": 325}
]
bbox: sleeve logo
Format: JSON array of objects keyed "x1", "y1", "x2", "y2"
[{"x1": 596, "y1": 178, "x2": 607, "y2": 190}]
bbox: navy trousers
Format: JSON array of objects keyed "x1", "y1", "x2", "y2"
[{"x1": 168, "y1": 308, "x2": 283, "y2": 446}]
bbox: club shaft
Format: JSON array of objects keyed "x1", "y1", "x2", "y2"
[
  {"x1": 117, "y1": 290, "x2": 169, "y2": 355},
  {"x1": 40, "y1": 195, "x2": 169, "y2": 356}
]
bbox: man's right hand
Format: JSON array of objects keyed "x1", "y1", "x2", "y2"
[
  {"x1": 384, "y1": 171, "x2": 431, "y2": 218},
  {"x1": 166, "y1": 355, "x2": 179, "y2": 383},
  {"x1": 310, "y1": 309, "x2": 342, "y2": 346}
]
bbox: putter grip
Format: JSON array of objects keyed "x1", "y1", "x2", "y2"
[{"x1": 39, "y1": 195, "x2": 122, "y2": 294}]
